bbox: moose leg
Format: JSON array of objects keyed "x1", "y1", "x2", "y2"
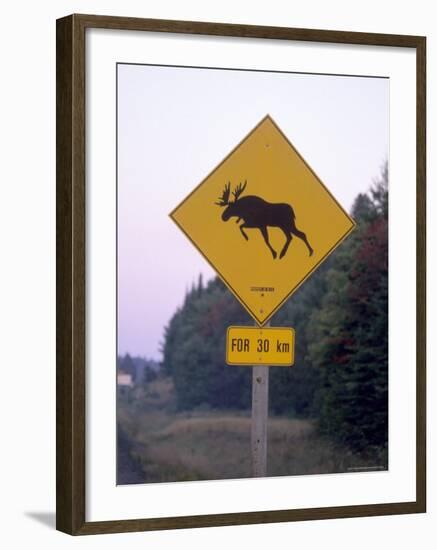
[
  {"x1": 259, "y1": 227, "x2": 277, "y2": 259},
  {"x1": 291, "y1": 225, "x2": 314, "y2": 256},
  {"x1": 239, "y1": 223, "x2": 249, "y2": 241},
  {"x1": 279, "y1": 229, "x2": 292, "y2": 259}
]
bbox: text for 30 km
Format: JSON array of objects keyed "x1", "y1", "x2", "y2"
[{"x1": 231, "y1": 338, "x2": 290, "y2": 353}]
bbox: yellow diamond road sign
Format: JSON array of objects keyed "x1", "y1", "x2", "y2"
[{"x1": 170, "y1": 115, "x2": 355, "y2": 325}]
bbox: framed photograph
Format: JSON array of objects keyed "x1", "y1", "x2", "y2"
[{"x1": 56, "y1": 14, "x2": 426, "y2": 535}]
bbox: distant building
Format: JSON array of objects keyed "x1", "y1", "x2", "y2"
[
  {"x1": 117, "y1": 354, "x2": 137, "y2": 390},
  {"x1": 117, "y1": 372, "x2": 134, "y2": 387}
]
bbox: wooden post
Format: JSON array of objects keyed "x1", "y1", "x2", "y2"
[{"x1": 251, "y1": 322, "x2": 269, "y2": 477}]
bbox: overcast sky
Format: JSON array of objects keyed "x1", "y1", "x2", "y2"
[{"x1": 117, "y1": 63, "x2": 388, "y2": 360}]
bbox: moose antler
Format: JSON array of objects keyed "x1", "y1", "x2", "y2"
[
  {"x1": 233, "y1": 180, "x2": 247, "y2": 201},
  {"x1": 215, "y1": 182, "x2": 231, "y2": 206}
]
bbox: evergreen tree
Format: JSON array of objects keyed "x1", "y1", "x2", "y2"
[
  {"x1": 308, "y1": 165, "x2": 388, "y2": 456},
  {"x1": 162, "y1": 277, "x2": 252, "y2": 410}
]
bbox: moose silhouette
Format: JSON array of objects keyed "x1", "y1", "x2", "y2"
[{"x1": 215, "y1": 181, "x2": 313, "y2": 260}]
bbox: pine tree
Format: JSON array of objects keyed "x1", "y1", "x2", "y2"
[{"x1": 308, "y1": 166, "x2": 388, "y2": 457}]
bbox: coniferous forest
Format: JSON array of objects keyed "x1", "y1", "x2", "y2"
[{"x1": 117, "y1": 165, "x2": 388, "y2": 484}]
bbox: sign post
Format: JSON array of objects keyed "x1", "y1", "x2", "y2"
[
  {"x1": 251, "y1": 322, "x2": 269, "y2": 477},
  {"x1": 251, "y1": 366, "x2": 269, "y2": 477}
]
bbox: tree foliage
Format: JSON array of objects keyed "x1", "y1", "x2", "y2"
[
  {"x1": 162, "y1": 278, "x2": 252, "y2": 410},
  {"x1": 308, "y1": 164, "x2": 388, "y2": 454}
]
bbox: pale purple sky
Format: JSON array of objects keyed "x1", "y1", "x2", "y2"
[{"x1": 117, "y1": 63, "x2": 388, "y2": 360}]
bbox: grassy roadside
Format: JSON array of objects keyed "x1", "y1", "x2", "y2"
[{"x1": 117, "y1": 377, "x2": 385, "y2": 484}]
